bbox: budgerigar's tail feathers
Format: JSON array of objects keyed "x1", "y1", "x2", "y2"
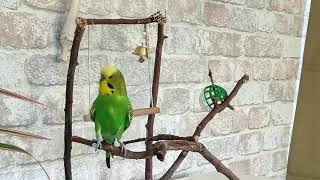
[
  {"x1": 104, "y1": 140, "x2": 114, "y2": 168},
  {"x1": 106, "y1": 152, "x2": 111, "y2": 168}
]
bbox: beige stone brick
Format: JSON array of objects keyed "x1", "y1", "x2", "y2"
[
  {"x1": 249, "y1": 106, "x2": 271, "y2": 129},
  {"x1": 293, "y1": 15, "x2": 304, "y2": 36},
  {"x1": 160, "y1": 88, "x2": 190, "y2": 115},
  {"x1": 0, "y1": 0, "x2": 17, "y2": 9},
  {"x1": 209, "y1": 60, "x2": 233, "y2": 82},
  {"x1": 203, "y1": 2, "x2": 230, "y2": 27},
  {"x1": 80, "y1": 0, "x2": 113, "y2": 16},
  {"x1": 272, "y1": 59, "x2": 298, "y2": 80},
  {"x1": 26, "y1": 0, "x2": 66, "y2": 11},
  {"x1": 234, "y1": 60, "x2": 252, "y2": 81},
  {"x1": 268, "y1": 0, "x2": 305, "y2": 14},
  {"x1": 284, "y1": 38, "x2": 302, "y2": 58},
  {"x1": 257, "y1": 11, "x2": 275, "y2": 33},
  {"x1": 271, "y1": 102, "x2": 294, "y2": 125},
  {"x1": 252, "y1": 153, "x2": 273, "y2": 176},
  {"x1": 284, "y1": 80, "x2": 297, "y2": 101},
  {"x1": 233, "y1": 81, "x2": 264, "y2": 105},
  {"x1": 280, "y1": 126, "x2": 292, "y2": 147},
  {"x1": 100, "y1": 25, "x2": 142, "y2": 51},
  {"x1": 211, "y1": 110, "x2": 248, "y2": 135},
  {"x1": 168, "y1": 0, "x2": 200, "y2": 24},
  {"x1": 272, "y1": 150, "x2": 289, "y2": 171},
  {"x1": 0, "y1": 12, "x2": 49, "y2": 49},
  {"x1": 160, "y1": 58, "x2": 208, "y2": 83},
  {"x1": 264, "y1": 81, "x2": 285, "y2": 102},
  {"x1": 25, "y1": 55, "x2": 67, "y2": 86},
  {"x1": 228, "y1": 159, "x2": 251, "y2": 175},
  {"x1": 246, "y1": 0, "x2": 265, "y2": 9},
  {"x1": 238, "y1": 131, "x2": 262, "y2": 155},
  {"x1": 231, "y1": 7, "x2": 257, "y2": 32},
  {"x1": 179, "y1": 113, "x2": 211, "y2": 137},
  {"x1": 245, "y1": 36, "x2": 282, "y2": 58},
  {"x1": 263, "y1": 127, "x2": 281, "y2": 150},
  {"x1": 166, "y1": 26, "x2": 194, "y2": 55},
  {"x1": 205, "y1": 136, "x2": 239, "y2": 160},
  {"x1": 275, "y1": 13, "x2": 292, "y2": 35},
  {"x1": 252, "y1": 60, "x2": 272, "y2": 81},
  {"x1": 195, "y1": 30, "x2": 242, "y2": 57}
]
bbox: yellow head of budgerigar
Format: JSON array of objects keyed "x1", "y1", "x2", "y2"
[{"x1": 99, "y1": 65, "x2": 126, "y2": 96}]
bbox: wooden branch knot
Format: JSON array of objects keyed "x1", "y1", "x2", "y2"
[
  {"x1": 75, "y1": 17, "x2": 87, "y2": 28},
  {"x1": 154, "y1": 142, "x2": 167, "y2": 162}
]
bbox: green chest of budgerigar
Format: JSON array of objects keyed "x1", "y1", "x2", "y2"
[{"x1": 94, "y1": 94, "x2": 130, "y2": 143}]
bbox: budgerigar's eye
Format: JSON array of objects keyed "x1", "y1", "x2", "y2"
[{"x1": 109, "y1": 75, "x2": 113, "y2": 79}]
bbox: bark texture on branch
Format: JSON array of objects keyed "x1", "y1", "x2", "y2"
[
  {"x1": 145, "y1": 21, "x2": 166, "y2": 180},
  {"x1": 64, "y1": 25, "x2": 85, "y2": 180},
  {"x1": 83, "y1": 17, "x2": 166, "y2": 25},
  {"x1": 124, "y1": 134, "x2": 195, "y2": 145}
]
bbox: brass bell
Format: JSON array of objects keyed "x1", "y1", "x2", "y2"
[{"x1": 132, "y1": 43, "x2": 148, "y2": 63}]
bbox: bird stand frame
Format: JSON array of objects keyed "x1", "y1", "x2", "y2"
[{"x1": 64, "y1": 12, "x2": 249, "y2": 180}]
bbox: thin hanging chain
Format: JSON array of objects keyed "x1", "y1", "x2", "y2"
[
  {"x1": 146, "y1": 23, "x2": 154, "y2": 107},
  {"x1": 87, "y1": 24, "x2": 91, "y2": 112}
]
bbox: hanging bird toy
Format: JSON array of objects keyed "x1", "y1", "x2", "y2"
[{"x1": 203, "y1": 84, "x2": 228, "y2": 110}]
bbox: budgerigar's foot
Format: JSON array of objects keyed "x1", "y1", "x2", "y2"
[
  {"x1": 117, "y1": 139, "x2": 127, "y2": 159},
  {"x1": 92, "y1": 138, "x2": 103, "y2": 151}
]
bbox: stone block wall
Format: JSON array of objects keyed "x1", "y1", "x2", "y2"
[{"x1": 0, "y1": 0, "x2": 310, "y2": 179}]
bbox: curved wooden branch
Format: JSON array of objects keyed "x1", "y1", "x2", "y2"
[
  {"x1": 199, "y1": 146, "x2": 239, "y2": 180},
  {"x1": 124, "y1": 134, "x2": 195, "y2": 145},
  {"x1": 160, "y1": 74, "x2": 249, "y2": 180}
]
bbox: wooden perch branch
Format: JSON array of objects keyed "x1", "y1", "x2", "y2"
[
  {"x1": 71, "y1": 135, "x2": 238, "y2": 180},
  {"x1": 124, "y1": 134, "x2": 195, "y2": 145},
  {"x1": 133, "y1": 107, "x2": 160, "y2": 117},
  {"x1": 84, "y1": 17, "x2": 166, "y2": 25},
  {"x1": 160, "y1": 74, "x2": 249, "y2": 180}
]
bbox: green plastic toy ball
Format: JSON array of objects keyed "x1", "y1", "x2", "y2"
[{"x1": 203, "y1": 85, "x2": 228, "y2": 110}]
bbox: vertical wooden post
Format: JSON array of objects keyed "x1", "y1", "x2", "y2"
[
  {"x1": 145, "y1": 21, "x2": 166, "y2": 180},
  {"x1": 64, "y1": 23, "x2": 85, "y2": 180}
]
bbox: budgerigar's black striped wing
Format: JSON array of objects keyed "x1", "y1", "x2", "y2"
[
  {"x1": 125, "y1": 99, "x2": 133, "y2": 131},
  {"x1": 90, "y1": 99, "x2": 96, "y2": 122}
]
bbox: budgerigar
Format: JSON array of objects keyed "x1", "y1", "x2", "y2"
[{"x1": 90, "y1": 65, "x2": 133, "y2": 168}]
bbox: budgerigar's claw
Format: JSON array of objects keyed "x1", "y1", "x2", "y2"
[
  {"x1": 92, "y1": 138, "x2": 103, "y2": 151},
  {"x1": 117, "y1": 139, "x2": 127, "y2": 159}
]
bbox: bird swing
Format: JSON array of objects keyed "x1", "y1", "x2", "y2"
[{"x1": 83, "y1": 22, "x2": 160, "y2": 122}]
